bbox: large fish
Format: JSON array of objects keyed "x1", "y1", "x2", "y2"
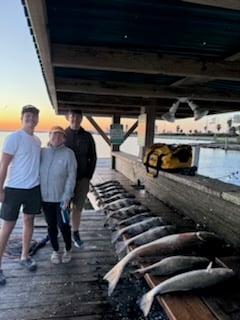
[
  {"x1": 92, "y1": 180, "x2": 120, "y2": 188},
  {"x1": 113, "y1": 212, "x2": 154, "y2": 229},
  {"x1": 105, "y1": 205, "x2": 150, "y2": 222},
  {"x1": 115, "y1": 225, "x2": 177, "y2": 255},
  {"x1": 97, "y1": 189, "x2": 127, "y2": 200},
  {"x1": 100, "y1": 192, "x2": 135, "y2": 204},
  {"x1": 140, "y1": 266, "x2": 235, "y2": 317},
  {"x1": 96, "y1": 186, "x2": 126, "y2": 197},
  {"x1": 133, "y1": 255, "x2": 209, "y2": 277},
  {"x1": 103, "y1": 231, "x2": 225, "y2": 295},
  {"x1": 103, "y1": 198, "x2": 141, "y2": 212},
  {"x1": 111, "y1": 217, "x2": 169, "y2": 244}
]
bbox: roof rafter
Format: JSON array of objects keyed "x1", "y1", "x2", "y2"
[{"x1": 52, "y1": 44, "x2": 240, "y2": 81}]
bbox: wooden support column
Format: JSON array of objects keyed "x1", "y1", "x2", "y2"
[
  {"x1": 111, "y1": 114, "x2": 121, "y2": 169},
  {"x1": 138, "y1": 106, "x2": 156, "y2": 160}
]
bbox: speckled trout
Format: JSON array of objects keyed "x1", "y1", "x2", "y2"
[{"x1": 103, "y1": 231, "x2": 225, "y2": 296}]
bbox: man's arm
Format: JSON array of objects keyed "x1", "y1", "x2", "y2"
[
  {"x1": 88, "y1": 134, "x2": 97, "y2": 179},
  {"x1": 0, "y1": 153, "x2": 13, "y2": 202}
]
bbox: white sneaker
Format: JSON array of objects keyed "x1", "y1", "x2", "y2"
[
  {"x1": 62, "y1": 249, "x2": 72, "y2": 263},
  {"x1": 51, "y1": 251, "x2": 60, "y2": 264}
]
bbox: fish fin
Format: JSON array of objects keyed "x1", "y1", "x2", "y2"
[
  {"x1": 115, "y1": 240, "x2": 127, "y2": 254},
  {"x1": 103, "y1": 260, "x2": 125, "y2": 296},
  {"x1": 140, "y1": 291, "x2": 154, "y2": 317},
  {"x1": 206, "y1": 261, "x2": 213, "y2": 272},
  {"x1": 111, "y1": 230, "x2": 122, "y2": 244}
]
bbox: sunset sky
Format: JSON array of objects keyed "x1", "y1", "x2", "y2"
[{"x1": 0, "y1": 1, "x2": 238, "y2": 133}]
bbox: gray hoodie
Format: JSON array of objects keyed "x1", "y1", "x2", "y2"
[{"x1": 40, "y1": 144, "x2": 77, "y2": 202}]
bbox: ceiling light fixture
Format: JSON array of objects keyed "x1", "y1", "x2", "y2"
[
  {"x1": 161, "y1": 100, "x2": 180, "y2": 122},
  {"x1": 161, "y1": 98, "x2": 209, "y2": 122},
  {"x1": 187, "y1": 100, "x2": 209, "y2": 121}
]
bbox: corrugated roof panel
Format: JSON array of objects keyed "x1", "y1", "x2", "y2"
[{"x1": 46, "y1": 0, "x2": 240, "y2": 58}]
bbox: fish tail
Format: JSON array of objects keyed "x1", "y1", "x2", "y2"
[
  {"x1": 131, "y1": 267, "x2": 144, "y2": 279},
  {"x1": 115, "y1": 240, "x2": 127, "y2": 254},
  {"x1": 103, "y1": 259, "x2": 125, "y2": 296},
  {"x1": 111, "y1": 230, "x2": 122, "y2": 243},
  {"x1": 207, "y1": 260, "x2": 213, "y2": 272},
  {"x1": 140, "y1": 291, "x2": 154, "y2": 317}
]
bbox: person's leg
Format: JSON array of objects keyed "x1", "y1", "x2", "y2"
[
  {"x1": 58, "y1": 207, "x2": 72, "y2": 263},
  {"x1": 42, "y1": 202, "x2": 59, "y2": 252},
  {"x1": 42, "y1": 202, "x2": 61, "y2": 264},
  {"x1": 0, "y1": 187, "x2": 21, "y2": 282},
  {"x1": 0, "y1": 220, "x2": 16, "y2": 268},
  {"x1": 20, "y1": 186, "x2": 41, "y2": 270},
  {"x1": 21, "y1": 213, "x2": 35, "y2": 260},
  {"x1": 71, "y1": 178, "x2": 89, "y2": 247},
  {"x1": 58, "y1": 208, "x2": 71, "y2": 252}
]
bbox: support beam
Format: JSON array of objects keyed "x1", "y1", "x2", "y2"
[
  {"x1": 52, "y1": 44, "x2": 240, "y2": 81},
  {"x1": 85, "y1": 116, "x2": 110, "y2": 146},
  {"x1": 123, "y1": 121, "x2": 138, "y2": 142},
  {"x1": 56, "y1": 77, "x2": 240, "y2": 102}
]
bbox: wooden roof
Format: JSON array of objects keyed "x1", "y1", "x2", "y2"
[{"x1": 22, "y1": 0, "x2": 240, "y2": 120}]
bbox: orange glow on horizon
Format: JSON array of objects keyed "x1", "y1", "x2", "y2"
[{"x1": 0, "y1": 109, "x2": 113, "y2": 132}]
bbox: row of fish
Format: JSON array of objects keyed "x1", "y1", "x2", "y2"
[{"x1": 91, "y1": 180, "x2": 235, "y2": 317}]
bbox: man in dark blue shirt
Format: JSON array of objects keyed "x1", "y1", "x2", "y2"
[{"x1": 65, "y1": 109, "x2": 97, "y2": 248}]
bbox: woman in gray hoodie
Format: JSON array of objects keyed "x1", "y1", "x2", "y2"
[{"x1": 40, "y1": 126, "x2": 77, "y2": 264}]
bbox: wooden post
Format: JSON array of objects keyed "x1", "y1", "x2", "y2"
[
  {"x1": 138, "y1": 106, "x2": 156, "y2": 160},
  {"x1": 193, "y1": 145, "x2": 200, "y2": 169},
  {"x1": 111, "y1": 114, "x2": 121, "y2": 169}
]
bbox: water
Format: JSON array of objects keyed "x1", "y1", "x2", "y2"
[{"x1": 0, "y1": 131, "x2": 239, "y2": 186}]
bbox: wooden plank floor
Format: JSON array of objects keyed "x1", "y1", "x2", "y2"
[{"x1": 0, "y1": 208, "x2": 118, "y2": 320}]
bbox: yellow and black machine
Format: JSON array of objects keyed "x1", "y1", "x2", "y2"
[{"x1": 143, "y1": 143, "x2": 195, "y2": 177}]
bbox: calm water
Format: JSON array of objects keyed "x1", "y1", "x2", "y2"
[{"x1": 0, "y1": 131, "x2": 239, "y2": 186}]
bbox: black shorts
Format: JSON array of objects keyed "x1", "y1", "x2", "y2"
[{"x1": 0, "y1": 185, "x2": 41, "y2": 221}]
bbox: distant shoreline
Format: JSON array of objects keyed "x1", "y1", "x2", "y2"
[{"x1": 200, "y1": 143, "x2": 240, "y2": 151}]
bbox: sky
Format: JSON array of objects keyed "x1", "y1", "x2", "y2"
[{"x1": 0, "y1": 1, "x2": 238, "y2": 133}]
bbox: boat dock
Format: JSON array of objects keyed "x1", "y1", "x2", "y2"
[{"x1": 1, "y1": 166, "x2": 240, "y2": 320}]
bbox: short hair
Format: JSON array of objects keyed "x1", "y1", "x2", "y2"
[
  {"x1": 68, "y1": 109, "x2": 82, "y2": 116},
  {"x1": 21, "y1": 105, "x2": 39, "y2": 115}
]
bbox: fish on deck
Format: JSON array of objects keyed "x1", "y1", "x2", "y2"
[
  {"x1": 113, "y1": 212, "x2": 155, "y2": 229},
  {"x1": 95, "y1": 186, "x2": 127, "y2": 197},
  {"x1": 105, "y1": 205, "x2": 150, "y2": 224},
  {"x1": 133, "y1": 255, "x2": 210, "y2": 277},
  {"x1": 115, "y1": 225, "x2": 177, "y2": 255},
  {"x1": 91, "y1": 180, "x2": 120, "y2": 189},
  {"x1": 99, "y1": 192, "x2": 135, "y2": 205},
  {"x1": 103, "y1": 198, "x2": 141, "y2": 212},
  {"x1": 103, "y1": 231, "x2": 226, "y2": 296},
  {"x1": 139, "y1": 266, "x2": 235, "y2": 317},
  {"x1": 111, "y1": 217, "x2": 170, "y2": 244}
]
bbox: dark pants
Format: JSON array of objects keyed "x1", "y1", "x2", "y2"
[{"x1": 41, "y1": 202, "x2": 71, "y2": 252}]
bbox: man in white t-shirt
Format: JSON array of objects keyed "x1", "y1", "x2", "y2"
[{"x1": 0, "y1": 105, "x2": 41, "y2": 285}]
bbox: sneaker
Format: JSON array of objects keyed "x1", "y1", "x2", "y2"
[
  {"x1": 0, "y1": 269, "x2": 6, "y2": 285},
  {"x1": 62, "y1": 250, "x2": 71, "y2": 263},
  {"x1": 51, "y1": 251, "x2": 60, "y2": 264},
  {"x1": 19, "y1": 257, "x2": 37, "y2": 271},
  {"x1": 72, "y1": 232, "x2": 84, "y2": 248}
]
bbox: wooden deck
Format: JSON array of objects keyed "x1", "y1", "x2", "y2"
[{"x1": 1, "y1": 166, "x2": 240, "y2": 320}]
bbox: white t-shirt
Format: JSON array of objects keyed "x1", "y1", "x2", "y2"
[{"x1": 2, "y1": 129, "x2": 41, "y2": 188}]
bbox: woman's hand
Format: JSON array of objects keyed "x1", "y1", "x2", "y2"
[{"x1": 61, "y1": 200, "x2": 70, "y2": 209}]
